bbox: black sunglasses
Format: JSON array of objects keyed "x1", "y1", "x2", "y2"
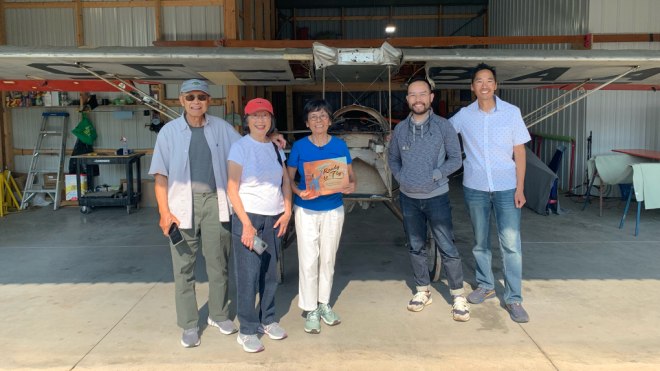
[{"x1": 184, "y1": 94, "x2": 209, "y2": 102}]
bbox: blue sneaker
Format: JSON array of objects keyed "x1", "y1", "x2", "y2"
[
  {"x1": 467, "y1": 287, "x2": 496, "y2": 304},
  {"x1": 506, "y1": 303, "x2": 530, "y2": 323}
]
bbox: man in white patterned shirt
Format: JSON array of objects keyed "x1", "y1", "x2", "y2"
[{"x1": 449, "y1": 63, "x2": 531, "y2": 323}]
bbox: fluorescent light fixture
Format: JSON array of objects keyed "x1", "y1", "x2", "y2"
[{"x1": 385, "y1": 24, "x2": 396, "y2": 33}]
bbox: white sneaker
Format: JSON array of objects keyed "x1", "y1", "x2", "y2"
[
  {"x1": 207, "y1": 317, "x2": 238, "y2": 335},
  {"x1": 258, "y1": 322, "x2": 288, "y2": 340},
  {"x1": 237, "y1": 332, "x2": 264, "y2": 353},
  {"x1": 452, "y1": 296, "x2": 470, "y2": 322},
  {"x1": 407, "y1": 291, "x2": 432, "y2": 312}
]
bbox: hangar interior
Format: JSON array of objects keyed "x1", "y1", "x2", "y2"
[
  {"x1": 0, "y1": 0, "x2": 658, "y2": 370},
  {"x1": 1, "y1": 0, "x2": 657, "y2": 196}
]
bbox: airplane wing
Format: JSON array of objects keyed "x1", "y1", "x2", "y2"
[
  {"x1": 404, "y1": 49, "x2": 660, "y2": 90},
  {"x1": 1, "y1": 44, "x2": 659, "y2": 92},
  {"x1": 0, "y1": 45, "x2": 314, "y2": 91}
]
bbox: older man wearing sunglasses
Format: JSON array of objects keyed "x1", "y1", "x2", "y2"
[{"x1": 149, "y1": 79, "x2": 286, "y2": 348}]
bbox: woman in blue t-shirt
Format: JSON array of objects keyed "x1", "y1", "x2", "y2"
[{"x1": 286, "y1": 99, "x2": 357, "y2": 335}]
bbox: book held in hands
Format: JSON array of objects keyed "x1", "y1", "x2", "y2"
[{"x1": 303, "y1": 157, "x2": 349, "y2": 196}]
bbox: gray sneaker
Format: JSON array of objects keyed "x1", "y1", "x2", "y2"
[
  {"x1": 258, "y1": 322, "x2": 288, "y2": 340},
  {"x1": 181, "y1": 327, "x2": 200, "y2": 348},
  {"x1": 506, "y1": 303, "x2": 530, "y2": 323},
  {"x1": 236, "y1": 332, "x2": 265, "y2": 353},
  {"x1": 207, "y1": 317, "x2": 238, "y2": 335},
  {"x1": 467, "y1": 287, "x2": 496, "y2": 304}
]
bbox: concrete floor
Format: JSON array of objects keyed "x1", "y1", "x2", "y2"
[{"x1": 1, "y1": 178, "x2": 659, "y2": 371}]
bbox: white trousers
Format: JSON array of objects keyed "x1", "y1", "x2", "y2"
[{"x1": 294, "y1": 205, "x2": 345, "y2": 311}]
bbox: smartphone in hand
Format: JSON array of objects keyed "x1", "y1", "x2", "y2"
[
  {"x1": 252, "y1": 236, "x2": 268, "y2": 255},
  {"x1": 168, "y1": 223, "x2": 184, "y2": 246}
]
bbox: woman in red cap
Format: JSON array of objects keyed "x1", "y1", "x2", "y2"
[{"x1": 227, "y1": 98, "x2": 292, "y2": 353}]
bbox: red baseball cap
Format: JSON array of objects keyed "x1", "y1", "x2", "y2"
[{"x1": 244, "y1": 98, "x2": 274, "y2": 115}]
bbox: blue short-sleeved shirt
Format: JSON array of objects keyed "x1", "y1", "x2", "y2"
[{"x1": 287, "y1": 136, "x2": 352, "y2": 211}]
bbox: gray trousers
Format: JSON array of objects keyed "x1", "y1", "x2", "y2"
[{"x1": 170, "y1": 192, "x2": 232, "y2": 330}]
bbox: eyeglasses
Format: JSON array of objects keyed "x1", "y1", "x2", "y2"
[
  {"x1": 407, "y1": 92, "x2": 430, "y2": 99},
  {"x1": 248, "y1": 113, "x2": 271, "y2": 120},
  {"x1": 308, "y1": 114, "x2": 329, "y2": 122},
  {"x1": 184, "y1": 94, "x2": 209, "y2": 102}
]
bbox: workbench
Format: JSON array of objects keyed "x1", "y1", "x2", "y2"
[{"x1": 72, "y1": 153, "x2": 145, "y2": 214}]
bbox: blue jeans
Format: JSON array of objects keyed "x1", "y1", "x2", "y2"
[
  {"x1": 400, "y1": 192, "x2": 465, "y2": 295},
  {"x1": 462, "y1": 186, "x2": 523, "y2": 304},
  {"x1": 232, "y1": 212, "x2": 281, "y2": 335}
]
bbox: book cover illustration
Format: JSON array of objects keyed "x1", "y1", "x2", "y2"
[{"x1": 303, "y1": 157, "x2": 349, "y2": 196}]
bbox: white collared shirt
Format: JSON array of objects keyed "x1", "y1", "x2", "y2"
[
  {"x1": 149, "y1": 113, "x2": 242, "y2": 228},
  {"x1": 450, "y1": 96, "x2": 530, "y2": 192}
]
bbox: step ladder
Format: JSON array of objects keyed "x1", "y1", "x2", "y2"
[{"x1": 20, "y1": 112, "x2": 70, "y2": 210}]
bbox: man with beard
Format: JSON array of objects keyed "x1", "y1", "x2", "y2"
[{"x1": 388, "y1": 78, "x2": 469, "y2": 321}]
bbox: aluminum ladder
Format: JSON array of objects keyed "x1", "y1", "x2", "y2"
[{"x1": 20, "y1": 112, "x2": 69, "y2": 210}]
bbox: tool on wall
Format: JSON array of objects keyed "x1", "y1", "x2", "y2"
[{"x1": 145, "y1": 110, "x2": 165, "y2": 133}]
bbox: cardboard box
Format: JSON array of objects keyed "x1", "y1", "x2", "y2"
[
  {"x1": 65, "y1": 174, "x2": 87, "y2": 200},
  {"x1": 10, "y1": 172, "x2": 28, "y2": 191},
  {"x1": 43, "y1": 173, "x2": 59, "y2": 190},
  {"x1": 140, "y1": 179, "x2": 157, "y2": 208},
  {"x1": 120, "y1": 178, "x2": 157, "y2": 207}
]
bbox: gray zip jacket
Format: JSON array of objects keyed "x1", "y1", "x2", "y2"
[{"x1": 388, "y1": 111, "x2": 462, "y2": 198}]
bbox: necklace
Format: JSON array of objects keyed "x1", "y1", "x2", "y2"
[{"x1": 310, "y1": 135, "x2": 330, "y2": 149}]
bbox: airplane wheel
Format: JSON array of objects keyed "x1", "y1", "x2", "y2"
[{"x1": 426, "y1": 224, "x2": 442, "y2": 283}]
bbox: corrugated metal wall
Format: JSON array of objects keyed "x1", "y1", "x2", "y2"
[
  {"x1": 84, "y1": 7, "x2": 156, "y2": 46},
  {"x1": 584, "y1": 0, "x2": 660, "y2": 198},
  {"x1": 278, "y1": 5, "x2": 485, "y2": 40},
  {"x1": 589, "y1": 0, "x2": 660, "y2": 51},
  {"x1": 5, "y1": 2, "x2": 225, "y2": 187},
  {"x1": 586, "y1": 91, "x2": 660, "y2": 155},
  {"x1": 489, "y1": 0, "x2": 590, "y2": 193},
  {"x1": 5, "y1": 8, "x2": 77, "y2": 46},
  {"x1": 162, "y1": 6, "x2": 223, "y2": 41},
  {"x1": 489, "y1": 0, "x2": 589, "y2": 50}
]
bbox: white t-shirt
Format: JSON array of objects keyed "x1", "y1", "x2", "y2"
[{"x1": 227, "y1": 135, "x2": 286, "y2": 216}]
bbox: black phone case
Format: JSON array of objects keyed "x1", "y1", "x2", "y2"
[{"x1": 168, "y1": 224, "x2": 184, "y2": 246}]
